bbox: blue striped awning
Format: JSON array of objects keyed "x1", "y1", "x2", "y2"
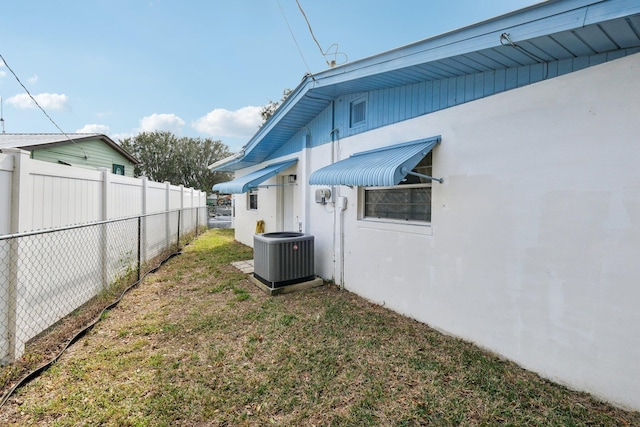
[
  {"x1": 309, "y1": 137, "x2": 440, "y2": 186},
  {"x1": 212, "y1": 158, "x2": 297, "y2": 194}
]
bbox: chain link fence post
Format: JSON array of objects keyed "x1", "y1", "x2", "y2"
[
  {"x1": 0, "y1": 206, "x2": 205, "y2": 364},
  {"x1": 5, "y1": 239, "x2": 18, "y2": 363}
]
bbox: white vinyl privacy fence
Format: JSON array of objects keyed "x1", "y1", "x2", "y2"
[
  {"x1": 0, "y1": 148, "x2": 206, "y2": 234},
  {"x1": 0, "y1": 148, "x2": 207, "y2": 363}
]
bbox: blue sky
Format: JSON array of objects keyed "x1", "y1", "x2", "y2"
[{"x1": 1, "y1": 0, "x2": 541, "y2": 151}]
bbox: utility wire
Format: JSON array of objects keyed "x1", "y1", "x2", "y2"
[
  {"x1": 294, "y1": 0, "x2": 347, "y2": 67},
  {"x1": 276, "y1": 0, "x2": 314, "y2": 78},
  {"x1": 0, "y1": 52, "x2": 88, "y2": 159},
  {"x1": 295, "y1": 0, "x2": 325, "y2": 60},
  {"x1": 499, "y1": 33, "x2": 549, "y2": 79}
]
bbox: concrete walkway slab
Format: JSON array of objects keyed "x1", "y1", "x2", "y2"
[{"x1": 231, "y1": 260, "x2": 254, "y2": 274}]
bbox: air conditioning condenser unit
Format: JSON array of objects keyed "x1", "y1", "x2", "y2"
[{"x1": 253, "y1": 232, "x2": 315, "y2": 288}]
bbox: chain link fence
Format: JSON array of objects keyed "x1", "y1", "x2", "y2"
[
  {"x1": 208, "y1": 199, "x2": 233, "y2": 229},
  {"x1": 0, "y1": 207, "x2": 207, "y2": 364}
]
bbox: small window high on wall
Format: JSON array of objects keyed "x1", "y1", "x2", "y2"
[
  {"x1": 248, "y1": 188, "x2": 258, "y2": 210},
  {"x1": 350, "y1": 98, "x2": 367, "y2": 128},
  {"x1": 112, "y1": 164, "x2": 125, "y2": 175}
]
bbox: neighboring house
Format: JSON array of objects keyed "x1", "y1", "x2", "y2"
[
  {"x1": 0, "y1": 133, "x2": 138, "y2": 177},
  {"x1": 210, "y1": 0, "x2": 640, "y2": 411}
]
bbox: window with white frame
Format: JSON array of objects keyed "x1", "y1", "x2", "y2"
[
  {"x1": 350, "y1": 98, "x2": 367, "y2": 128},
  {"x1": 247, "y1": 188, "x2": 258, "y2": 210},
  {"x1": 361, "y1": 152, "x2": 433, "y2": 223}
]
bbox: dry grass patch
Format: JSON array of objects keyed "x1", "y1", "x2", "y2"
[
  {"x1": 0, "y1": 239, "x2": 191, "y2": 403},
  {"x1": 0, "y1": 228, "x2": 638, "y2": 426}
]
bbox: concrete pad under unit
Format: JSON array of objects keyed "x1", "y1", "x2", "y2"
[
  {"x1": 231, "y1": 259, "x2": 324, "y2": 295},
  {"x1": 248, "y1": 274, "x2": 325, "y2": 296}
]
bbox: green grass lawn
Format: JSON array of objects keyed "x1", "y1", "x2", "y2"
[{"x1": 1, "y1": 228, "x2": 638, "y2": 426}]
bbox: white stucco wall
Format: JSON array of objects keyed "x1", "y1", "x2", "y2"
[
  {"x1": 233, "y1": 53, "x2": 640, "y2": 410},
  {"x1": 231, "y1": 160, "x2": 299, "y2": 247},
  {"x1": 317, "y1": 53, "x2": 640, "y2": 410}
]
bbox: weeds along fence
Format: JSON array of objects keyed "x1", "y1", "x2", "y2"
[{"x1": 0, "y1": 207, "x2": 208, "y2": 364}]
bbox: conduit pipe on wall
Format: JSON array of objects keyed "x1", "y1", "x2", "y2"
[
  {"x1": 329, "y1": 100, "x2": 337, "y2": 285},
  {"x1": 303, "y1": 129, "x2": 312, "y2": 234},
  {"x1": 328, "y1": 99, "x2": 345, "y2": 288},
  {"x1": 338, "y1": 194, "x2": 345, "y2": 288}
]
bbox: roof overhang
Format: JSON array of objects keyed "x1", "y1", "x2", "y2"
[{"x1": 209, "y1": 0, "x2": 640, "y2": 173}]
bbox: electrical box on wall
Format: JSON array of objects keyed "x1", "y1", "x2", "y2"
[
  {"x1": 337, "y1": 196, "x2": 347, "y2": 210},
  {"x1": 315, "y1": 188, "x2": 331, "y2": 204}
]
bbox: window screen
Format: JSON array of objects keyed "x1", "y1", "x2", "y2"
[
  {"x1": 364, "y1": 186, "x2": 431, "y2": 222},
  {"x1": 362, "y1": 152, "x2": 433, "y2": 223}
]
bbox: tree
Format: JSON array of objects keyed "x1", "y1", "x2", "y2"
[
  {"x1": 260, "y1": 89, "x2": 292, "y2": 124},
  {"x1": 119, "y1": 131, "x2": 232, "y2": 193}
]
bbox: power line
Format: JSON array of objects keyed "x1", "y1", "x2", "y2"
[
  {"x1": 295, "y1": 0, "x2": 324, "y2": 61},
  {"x1": 0, "y1": 52, "x2": 87, "y2": 159},
  {"x1": 294, "y1": 0, "x2": 347, "y2": 67},
  {"x1": 276, "y1": 0, "x2": 314, "y2": 78}
]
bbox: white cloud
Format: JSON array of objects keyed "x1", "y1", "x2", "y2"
[
  {"x1": 111, "y1": 132, "x2": 134, "y2": 143},
  {"x1": 27, "y1": 74, "x2": 38, "y2": 84},
  {"x1": 76, "y1": 124, "x2": 110, "y2": 134},
  {"x1": 0, "y1": 70, "x2": 6, "y2": 79},
  {"x1": 192, "y1": 106, "x2": 262, "y2": 138},
  {"x1": 139, "y1": 113, "x2": 185, "y2": 133},
  {"x1": 6, "y1": 93, "x2": 69, "y2": 111}
]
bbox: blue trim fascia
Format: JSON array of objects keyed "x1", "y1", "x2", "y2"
[
  {"x1": 209, "y1": 78, "x2": 319, "y2": 172},
  {"x1": 240, "y1": 80, "x2": 331, "y2": 156},
  {"x1": 210, "y1": 0, "x2": 639, "y2": 173},
  {"x1": 310, "y1": 1, "x2": 620, "y2": 89}
]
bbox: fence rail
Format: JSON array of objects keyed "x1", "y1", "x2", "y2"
[
  {"x1": 0, "y1": 207, "x2": 208, "y2": 363},
  {"x1": 1, "y1": 149, "x2": 207, "y2": 236}
]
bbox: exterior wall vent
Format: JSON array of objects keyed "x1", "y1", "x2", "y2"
[{"x1": 253, "y1": 232, "x2": 315, "y2": 288}]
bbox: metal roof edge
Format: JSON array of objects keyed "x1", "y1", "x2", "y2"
[
  {"x1": 242, "y1": 77, "x2": 319, "y2": 151},
  {"x1": 208, "y1": 150, "x2": 246, "y2": 171},
  {"x1": 94, "y1": 134, "x2": 140, "y2": 164},
  {"x1": 310, "y1": 0, "x2": 617, "y2": 87},
  {"x1": 71, "y1": 133, "x2": 140, "y2": 165},
  {"x1": 0, "y1": 133, "x2": 139, "y2": 164},
  {"x1": 213, "y1": 0, "x2": 637, "y2": 172},
  {"x1": 209, "y1": 76, "x2": 319, "y2": 172}
]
